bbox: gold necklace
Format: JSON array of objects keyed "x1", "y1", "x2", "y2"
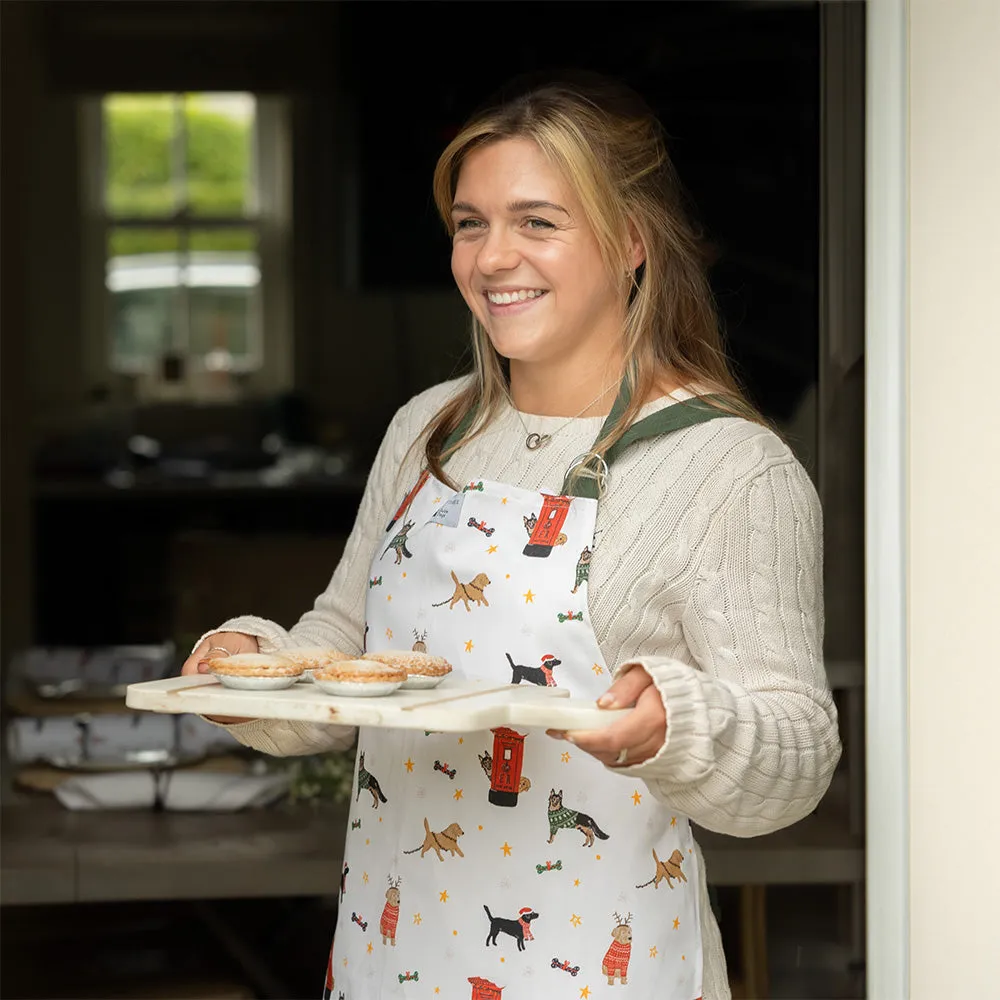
[{"x1": 513, "y1": 384, "x2": 616, "y2": 451}]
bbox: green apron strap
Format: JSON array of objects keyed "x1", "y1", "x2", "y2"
[
  {"x1": 442, "y1": 405, "x2": 480, "y2": 458},
  {"x1": 563, "y1": 393, "x2": 731, "y2": 498}
]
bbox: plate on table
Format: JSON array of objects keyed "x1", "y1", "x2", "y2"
[{"x1": 42, "y1": 748, "x2": 205, "y2": 772}]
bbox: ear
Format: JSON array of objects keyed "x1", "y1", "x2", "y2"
[{"x1": 626, "y1": 220, "x2": 646, "y2": 272}]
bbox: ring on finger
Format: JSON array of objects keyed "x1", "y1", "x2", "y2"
[
  {"x1": 206, "y1": 645, "x2": 234, "y2": 657},
  {"x1": 614, "y1": 747, "x2": 629, "y2": 766}
]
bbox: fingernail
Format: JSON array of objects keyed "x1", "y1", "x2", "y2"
[
  {"x1": 547, "y1": 730, "x2": 565, "y2": 740},
  {"x1": 198, "y1": 662, "x2": 209, "y2": 673},
  {"x1": 597, "y1": 694, "x2": 616, "y2": 709}
]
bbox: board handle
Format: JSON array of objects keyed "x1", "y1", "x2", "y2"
[{"x1": 514, "y1": 700, "x2": 631, "y2": 732}]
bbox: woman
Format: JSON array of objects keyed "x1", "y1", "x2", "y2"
[{"x1": 183, "y1": 74, "x2": 841, "y2": 1000}]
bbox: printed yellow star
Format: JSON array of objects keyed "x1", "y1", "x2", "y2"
[
  {"x1": 478, "y1": 824, "x2": 483, "y2": 831},
  {"x1": 385, "y1": 628, "x2": 393, "y2": 639},
  {"x1": 453, "y1": 788, "x2": 463, "y2": 800},
  {"x1": 573, "y1": 878, "x2": 581, "y2": 887},
  {"x1": 670, "y1": 815, "x2": 677, "y2": 827},
  {"x1": 673, "y1": 917, "x2": 680, "y2": 930},
  {"x1": 505, "y1": 573, "x2": 511, "y2": 579},
  {"x1": 404, "y1": 758, "x2": 414, "y2": 773},
  {"x1": 434, "y1": 989, "x2": 440, "y2": 995},
  {"x1": 402, "y1": 572, "x2": 407, "y2": 578},
  {"x1": 632, "y1": 789, "x2": 642, "y2": 806},
  {"x1": 579, "y1": 986, "x2": 591, "y2": 998},
  {"x1": 365, "y1": 838, "x2": 370, "y2": 845},
  {"x1": 342, "y1": 958, "x2": 348, "y2": 967},
  {"x1": 387, "y1": 594, "x2": 392, "y2": 602},
  {"x1": 501, "y1": 842, "x2": 512, "y2": 856},
  {"x1": 457, "y1": 737, "x2": 464, "y2": 744},
  {"x1": 570, "y1": 913, "x2": 582, "y2": 927},
  {"x1": 367, "y1": 942, "x2": 373, "y2": 954},
  {"x1": 561, "y1": 751, "x2": 571, "y2": 763},
  {"x1": 682, "y1": 954, "x2": 686, "y2": 961},
  {"x1": 523, "y1": 589, "x2": 535, "y2": 604},
  {"x1": 362, "y1": 871, "x2": 369, "y2": 884},
  {"x1": 649, "y1": 945, "x2": 658, "y2": 958},
  {"x1": 464, "y1": 639, "x2": 474, "y2": 653},
  {"x1": 501, "y1": 497, "x2": 508, "y2": 505},
  {"x1": 378, "y1": 816, "x2": 383, "y2": 823},
  {"x1": 439, "y1": 890, "x2": 449, "y2": 902},
  {"x1": 452, "y1": 929, "x2": 458, "y2": 936},
  {"x1": 592, "y1": 663, "x2": 604, "y2": 675},
  {"x1": 434, "y1": 497, "x2": 442, "y2": 504},
  {"x1": 595, "y1": 854, "x2": 602, "y2": 861},
  {"x1": 487, "y1": 544, "x2": 498, "y2": 554},
  {"x1": 500, "y1": 957, "x2": 506, "y2": 964},
  {"x1": 413, "y1": 912, "x2": 422, "y2": 924}
]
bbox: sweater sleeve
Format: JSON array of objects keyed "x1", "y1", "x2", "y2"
[
  {"x1": 611, "y1": 459, "x2": 842, "y2": 837},
  {"x1": 195, "y1": 397, "x2": 427, "y2": 757}
]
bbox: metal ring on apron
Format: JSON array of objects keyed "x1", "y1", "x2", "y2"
[{"x1": 565, "y1": 452, "x2": 611, "y2": 497}]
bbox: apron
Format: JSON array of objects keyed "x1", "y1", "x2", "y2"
[{"x1": 324, "y1": 393, "x2": 727, "y2": 1000}]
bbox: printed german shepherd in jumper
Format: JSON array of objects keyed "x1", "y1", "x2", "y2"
[
  {"x1": 356, "y1": 752, "x2": 387, "y2": 809},
  {"x1": 547, "y1": 788, "x2": 610, "y2": 847},
  {"x1": 380, "y1": 520, "x2": 414, "y2": 565},
  {"x1": 506, "y1": 651, "x2": 560, "y2": 686}
]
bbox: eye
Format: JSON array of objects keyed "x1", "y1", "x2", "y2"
[
  {"x1": 454, "y1": 218, "x2": 485, "y2": 233},
  {"x1": 525, "y1": 217, "x2": 556, "y2": 231}
]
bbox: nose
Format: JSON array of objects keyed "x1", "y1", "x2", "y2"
[{"x1": 476, "y1": 225, "x2": 520, "y2": 274}]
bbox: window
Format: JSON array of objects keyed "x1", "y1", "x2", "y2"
[{"x1": 81, "y1": 92, "x2": 292, "y2": 399}]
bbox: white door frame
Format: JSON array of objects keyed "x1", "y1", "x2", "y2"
[{"x1": 866, "y1": 1, "x2": 909, "y2": 997}]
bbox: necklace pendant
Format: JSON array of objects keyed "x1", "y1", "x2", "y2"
[{"x1": 525, "y1": 432, "x2": 550, "y2": 451}]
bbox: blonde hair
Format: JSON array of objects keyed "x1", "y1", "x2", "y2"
[{"x1": 420, "y1": 73, "x2": 763, "y2": 487}]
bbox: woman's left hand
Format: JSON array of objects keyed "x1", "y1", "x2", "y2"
[{"x1": 546, "y1": 665, "x2": 666, "y2": 767}]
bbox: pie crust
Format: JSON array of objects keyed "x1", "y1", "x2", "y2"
[{"x1": 362, "y1": 650, "x2": 453, "y2": 678}]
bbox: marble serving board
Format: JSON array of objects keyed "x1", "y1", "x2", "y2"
[{"x1": 125, "y1": 676, "x2": 629, "y2": 733}]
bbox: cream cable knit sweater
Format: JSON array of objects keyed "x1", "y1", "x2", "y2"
[{"x1": 203, "y1": 378, "x2": 842, "y2": 1000}]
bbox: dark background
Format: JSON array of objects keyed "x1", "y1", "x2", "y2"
[{"x1": 1, "y1": 3, "x2": 843, "y2": 998}]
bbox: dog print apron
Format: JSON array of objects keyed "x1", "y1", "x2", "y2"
[{"x1": 325, "y1": 396, "x2": 727, "y2": 1000}]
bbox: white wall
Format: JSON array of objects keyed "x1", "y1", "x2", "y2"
[{"x1": 908, "y1": 0, "x2": 1000, "y2": 993}]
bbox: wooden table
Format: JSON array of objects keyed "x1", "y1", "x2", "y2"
[{"x1": 0, "y1": 797, "x2": 348, "y2": 906}]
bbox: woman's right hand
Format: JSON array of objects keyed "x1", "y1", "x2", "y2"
[{"x1": 181, "y1": 631, "x2": 260, "y2": 725}]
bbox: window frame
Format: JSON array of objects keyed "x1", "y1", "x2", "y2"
[{"x1": 79, "y1": 92, "x2": 293, "y2": 400}]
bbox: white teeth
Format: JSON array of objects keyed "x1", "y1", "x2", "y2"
[{"x1": 486, "y1": 289, "x2": 544, "y2": 304}]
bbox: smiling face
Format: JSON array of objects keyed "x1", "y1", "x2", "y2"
[{"x1": 450, "y1": 138, "x2": 632, "y2": 380}]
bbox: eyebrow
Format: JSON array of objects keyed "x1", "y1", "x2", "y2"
[{"x1": 450, "y1": 199, "x2": 571, "y2": 217}]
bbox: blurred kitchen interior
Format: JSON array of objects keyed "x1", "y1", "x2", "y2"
[{"x1": 0, "y1": 2, "x2": 866, "y2": 998}]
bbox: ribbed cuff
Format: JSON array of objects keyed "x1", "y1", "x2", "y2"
[{"x1": 609, "y1": 657, "x2": 714, "y2": 786}]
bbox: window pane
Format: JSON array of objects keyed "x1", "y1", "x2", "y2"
[
  {"x1": 187, "y1": 228, "x2": 260, "y2": 366},
  {"x1": 185, "y1": 93, "x2": 256, "y2": 217},
  {"x1": 106, "y1": 229, "x2": 182, "y2": 368},
  {"x1": 104, "y1": 95, "x2": 178, "y2": 218}
]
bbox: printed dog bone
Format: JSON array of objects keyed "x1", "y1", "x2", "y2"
[
  {"x1": 397, "y1": 970, "x2": 419, "y2": 983},
  {"x1": 433, "y1": 759, "x2": 457, "y2": 779},
  {"x1": 550, "y1": 957, "x2": 580, "y2": 976},
  {"x1": 351, "y1": 911, "x2": 368, "y2": 931},
  {"x1": 466, "y1": 516, "x2": 495, "y2": 537},
  {"x1": 557, "y1": 610, "x2": 584, "y2": 623},
  {"x1": 535, "y1": 860, "x2": 563, "y2": 873}
]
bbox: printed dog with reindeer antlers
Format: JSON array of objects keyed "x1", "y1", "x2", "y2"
[
  {"x1": 602, "y1": 912, "x2": 633, "y2": 985},
  {"x1": 380, "y1": 876, "x2": 402, "y2": 946}
]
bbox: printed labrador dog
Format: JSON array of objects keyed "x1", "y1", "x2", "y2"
[
  {"x1": 483, "y1": 905, "x2": 540, "y2": 951},
  {"x1": 402, "y1": 817, "x2": 465, "y2": 861},
  {"x1": 431, "y1": 570, "x2": 491, "y2": 612}
]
